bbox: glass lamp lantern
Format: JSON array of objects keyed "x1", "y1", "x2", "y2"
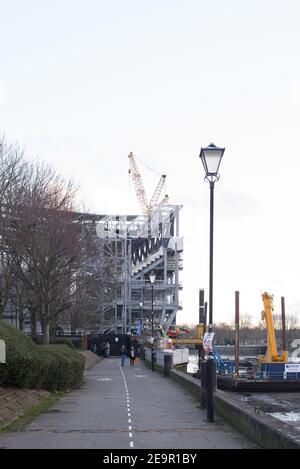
[{"x1": 199, "y1": 143, "x2": 225, "y2": 182}]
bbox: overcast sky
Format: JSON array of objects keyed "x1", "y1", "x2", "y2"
[{"x1": 1, "y1": 0, "x2": 300, "y2": 326}]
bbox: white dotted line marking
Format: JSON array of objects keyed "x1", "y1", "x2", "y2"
[{"x1": 120, "y1": 365, "x2": 134, "y2": 449}]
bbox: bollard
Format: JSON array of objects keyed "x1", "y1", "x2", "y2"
[
  {"x1": 164, "y1": 353, "x2": 172, "y2": 377},
  {"x1": 206, "y1": 356, "x2": 214, "y2": 422},
  {"x1": 200, "y1": 359, "x2": 216, "y2": 410}
]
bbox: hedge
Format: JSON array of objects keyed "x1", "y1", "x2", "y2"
[
  {"x1": 0, "y1": 321, "x2": 85, "y2": 391},
  {"x1": 52, "y1": 338, "x2": 77, "y2": 350},
  {"x1": 32, "y1": 336, "x2": 77, "y2": 350}
]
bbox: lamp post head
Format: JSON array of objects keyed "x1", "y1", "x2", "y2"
[
  {"x1": 199, "y1": 143, "x2": 225, "y2": 183},
  {"x1": 139, "y1": 301, "x2": 143, "y2": 308},
  {"x1": 149, "y1": 271, "x2": 156, "y2": 285}
]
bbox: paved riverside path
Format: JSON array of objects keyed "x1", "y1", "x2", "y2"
[{"x1": 0, "y1": 358, "x2": 256, "y2": 449}]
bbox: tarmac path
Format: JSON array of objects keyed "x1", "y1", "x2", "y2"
[{"x1": 0, "y1": 358, "x2": 256, "y2": 449}]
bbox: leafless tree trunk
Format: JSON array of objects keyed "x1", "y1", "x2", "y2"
[{"x1": 0, "y1": 137, "x2": 26, "y2": 318}]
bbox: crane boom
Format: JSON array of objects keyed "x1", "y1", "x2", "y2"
[
  {"x1": 128, "y1": 152, "x2": 168, "y2": 216},
  {"x1": 158, "y1": 194, "x2": 169, "y2": 207},
  {"x1": 148, "y1": 174, "x2": 166, "y2": 214},
  {"x1": 262, "y1": 292, "x2": 278, "y2": 360},
  {"x1": 260, "y1": 292, "x2": 288, "y2": 364},
  {"x1": 128, "y1": 152, "x2": 148, "y2": 215}
]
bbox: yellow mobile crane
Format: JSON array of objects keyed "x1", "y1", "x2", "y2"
[
  {"x1": 171, "y1": 324, "x2": 204, "y2": 346},
  {"x1": 259, "y1": 292, "x2": 288, "y2": 364}
]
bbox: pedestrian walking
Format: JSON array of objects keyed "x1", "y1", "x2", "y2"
[
  {"x1": 91, "y1": 343, "x2": 97, "y2": 355},
  {"x1": 120, "y1": 345, "x2": 127, "y2": 367},
  {"x1": 130, "y1": 346, "x2": 135, "y2": 366},
  {"x1": 105, "y1": 342, "x2": 110, "y2": 358},
  {"x1": 100, "y1": 342, "x2": 106, "y2": 357}
]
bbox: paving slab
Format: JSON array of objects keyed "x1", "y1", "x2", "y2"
[{"x1": 0, "y1": 358, "x2": 257, "y2": 449}]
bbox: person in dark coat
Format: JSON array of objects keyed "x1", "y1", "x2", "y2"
[
  {"x1": 105, "y1": 342, "x2": 110, "y2": 358},
  {"x1": 120, "y1": 345, "x2": 127, "y2": 367},
  {"x1": 130, "y1": 346, "x2": 136, "y2": 366}
]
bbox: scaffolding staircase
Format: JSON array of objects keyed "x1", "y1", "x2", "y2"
[{"x1": 132, "y1": 246, "x2": 164, "y2": 276}]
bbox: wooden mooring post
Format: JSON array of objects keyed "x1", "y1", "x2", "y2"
[{"x1": 235, "y1": 291, "x2": 240, "y2": 378}]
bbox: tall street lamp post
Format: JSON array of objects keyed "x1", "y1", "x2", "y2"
[
  {"x1": 199, "y1": 143, "x2": 225, "y2": 423},
  {"x1": 149, "y1": 271, "x2": 156, "y2": 371},
  {"x1": 139, "y1": 301, "x2": 143, "y2": 338}
]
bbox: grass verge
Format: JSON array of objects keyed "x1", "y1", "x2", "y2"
[{"x1": 0, "y1": 391, "x2": 66, "y2": 433}]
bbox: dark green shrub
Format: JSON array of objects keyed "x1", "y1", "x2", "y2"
[
  {"x1": 0, "y1": 321, "x2": 85, "y2": 391},
  {"x1": 31, "y1": 336, "x2": 43, "y2": 345},
  {"x1": 50, "y1": 338, "x2": 76, "y2": 350},
  {"x1": 32, "y1": 336, "x2": 78, "y2": 350},
  {"x1": 39, "y1": 345, "x2": 85, "y2": 391},
  {"x1": 73, "y1": 340, "x2": 83, "y2": 350}
]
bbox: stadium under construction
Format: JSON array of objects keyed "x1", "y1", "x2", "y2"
[{"x1": 84, "y1": 204, "x2": 183, "y2": 335}]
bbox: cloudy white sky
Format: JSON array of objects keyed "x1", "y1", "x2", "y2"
[{"x1": 1, "y1": 0, "x2": 300, "y2": 326}]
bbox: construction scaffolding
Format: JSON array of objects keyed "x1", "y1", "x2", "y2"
[
  {"x1": 83, "y1": 204, "x2": 183, "y2": 334},
  {"x1": 2, "y1": 205, "x2": 183, "y2": 336}
]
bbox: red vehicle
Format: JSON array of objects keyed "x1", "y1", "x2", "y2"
[{"x1": 167, "y1": 326, "x2": 191, "y2": 338}]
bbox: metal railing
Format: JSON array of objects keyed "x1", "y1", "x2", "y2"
[{"x1": 130, "y1": 279, "x2": 182, "y2": 289}]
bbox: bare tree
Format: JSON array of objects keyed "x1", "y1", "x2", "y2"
[
  {"x1": 0, "y1": 137, "x2": 26, "y2": 318},
  {"x1": 286, "y1": 314, "x2": 298, "y2": 330},
  {"x1": 0, "y1": 138, "x2": 120, "y2": 343},
  {"x1": 7, "y1": 161, "x2": 80, "y2": 343},
  {"x1": 214, "y1": 322, "x2": 235, "y2": 345}
]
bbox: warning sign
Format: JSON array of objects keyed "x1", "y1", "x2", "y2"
[{"x1": 203, "y1": 332, "x2": 215, "y2": 353}]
